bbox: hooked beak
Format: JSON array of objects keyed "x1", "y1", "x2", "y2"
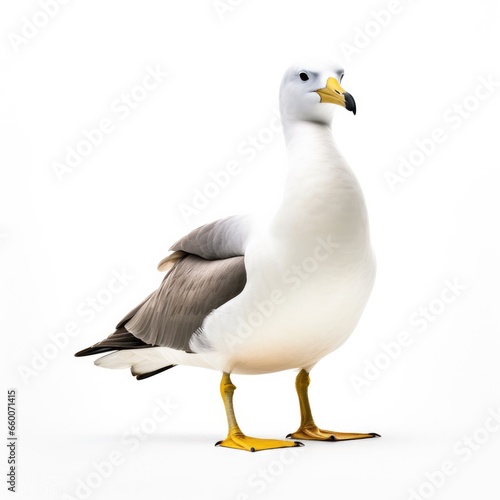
[{"x1": 316, "y1": 77, "x2": 356, "y2": 115}]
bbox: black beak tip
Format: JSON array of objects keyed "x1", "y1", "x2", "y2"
[{"x1": 344, "y1": 92, "x2": 356, "y2": 115}]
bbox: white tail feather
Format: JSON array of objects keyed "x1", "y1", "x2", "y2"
[{"x1": 94, "y1": 347, "x2": 213, "y2": 376}]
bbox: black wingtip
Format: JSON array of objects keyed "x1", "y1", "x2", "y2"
[
  {"x1": 74, "y1": 347, "x2": 97, "y2": 357},
  {"x1": 74, "y1": 346, "x2": 115, "y2": 357},
  {"x1": 135, "y1": 365, "x2": 176, "y2": 380},
  {"x1": 370, "y1": 433, "x2": 381, "y2": 438}
]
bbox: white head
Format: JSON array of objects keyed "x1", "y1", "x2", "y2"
[{"x1": 279, "y1": 62, "x2": 356, "y2": 125}]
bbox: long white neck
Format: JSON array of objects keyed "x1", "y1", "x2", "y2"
[
  {"x1": 283, "y1": 118, "x2": 336, "y2": 161},
  {"x1": 271, "y1": 117, "x2": 371, "y2": 256}
]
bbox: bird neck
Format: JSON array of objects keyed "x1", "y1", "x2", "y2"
[
  {"x1": 282, "y1": 119, "x2": 337, "y2": 166},
  {"x1": 281, "y1": 117, "x2": 358, "y2": 197},
  {"x1": 272, "y1": 117, "x2": 370, "y2": 253}
]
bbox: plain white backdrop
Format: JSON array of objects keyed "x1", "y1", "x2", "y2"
[{"x1": 2, "y1": 0, "x2": 500, "y2": 499}]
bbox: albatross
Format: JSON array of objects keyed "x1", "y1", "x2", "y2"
[{"x1": 75, "y1": 61, "x2": 379, "y2": 452}]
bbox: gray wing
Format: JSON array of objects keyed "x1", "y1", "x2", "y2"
[
  {"x1": 75, "y1": 293, "x2": 155, "y2": 357},
  {"x1": 124, "y1": 254, "x2": 246, "y2": 351},
  {"x1": 129, "y1": 216, "x2": 251, "y2": 350},
  {"x1": 169, "y1": 215, "x2": 251, "y2": 260},
  {"x1": 76, "y1": 215, "x2": 250, "y2": 357}
]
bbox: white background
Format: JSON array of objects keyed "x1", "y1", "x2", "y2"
[{"x1": 2, "y1": 0, "x2": 500, "y2": 499}]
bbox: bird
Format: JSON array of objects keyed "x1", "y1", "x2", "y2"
[{"x1": 75, "y1": 61, "x2": 379, "y2": 452}]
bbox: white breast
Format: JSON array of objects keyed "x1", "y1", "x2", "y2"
[
  {"x1": 201, "y1": 235, "x2": 375, "y2": 374},
  {"x1": 193, "y1": 120, "x2": 375, "y2": 374}
]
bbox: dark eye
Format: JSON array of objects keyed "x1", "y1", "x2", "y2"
[
  {"x1": 339, "y1": 73, "x2": 344, "y2": 83},
  {"x1": 299, "y1": 72, "x2": 309, "y2": 82}
]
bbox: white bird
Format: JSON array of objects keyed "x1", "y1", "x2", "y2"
[{"x1": 76, "y1": 61, "x2": 379, "y2": 452}]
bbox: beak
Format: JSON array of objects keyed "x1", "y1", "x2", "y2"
[{"x1": 316, "y1": 77, "x2": 356, "y2": 115}]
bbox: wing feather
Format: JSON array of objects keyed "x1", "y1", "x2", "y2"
[
  {"x1": 125, "y1": 255, "x2": 246, "y2": 351},
  {"x1": 76, "y1": 215, "x2": 250, "y2": 361},
  {"x1": 168, "y1": 215, "x2": 250, "y2": 260}
]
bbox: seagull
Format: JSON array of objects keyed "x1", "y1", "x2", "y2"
[{"x1": 75, "y1": 61, "x2": 379, "y2": 452}]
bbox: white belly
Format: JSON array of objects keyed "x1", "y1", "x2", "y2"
[
  {"x1": 195, "y1": 245, "x2": 376, "y2": 374},
  {"x1": 191, "y1": 146, "x2": 376, "y2": 374}
]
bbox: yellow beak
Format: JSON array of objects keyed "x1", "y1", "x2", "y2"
[{"x1": 316, "y1": 77, "x2": 356, "y2": 115}]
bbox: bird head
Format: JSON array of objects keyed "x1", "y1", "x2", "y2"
[{"x1": 279, "y1": 62, "x2": 356, "y2": 124}]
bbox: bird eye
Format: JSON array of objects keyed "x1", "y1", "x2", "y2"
[
  {"x1": 299, "y1": 72, "x2": 309, "y2": 82},
  {"x1": 339, "y1": 73, "x2": 344, "y2": 83}
]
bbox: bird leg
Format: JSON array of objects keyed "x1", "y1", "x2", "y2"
[
  {"x1": 216, "y1": 372, "x2": 304, "y2": 452},
  {"x1": 287, "y1": 369, "x2": 380, "y2": 441}
]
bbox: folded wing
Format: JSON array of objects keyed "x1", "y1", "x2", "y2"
[{"x1": 75, "y1": 215, "x2": 250, "y2": 357}]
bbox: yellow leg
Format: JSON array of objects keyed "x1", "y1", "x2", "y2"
[
  {"x1": 287, "y1": 369, "x2": 380, "y2": 442},
  {"x1": 216, "y1": 372, "x2": 304, "y2": 452}
]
